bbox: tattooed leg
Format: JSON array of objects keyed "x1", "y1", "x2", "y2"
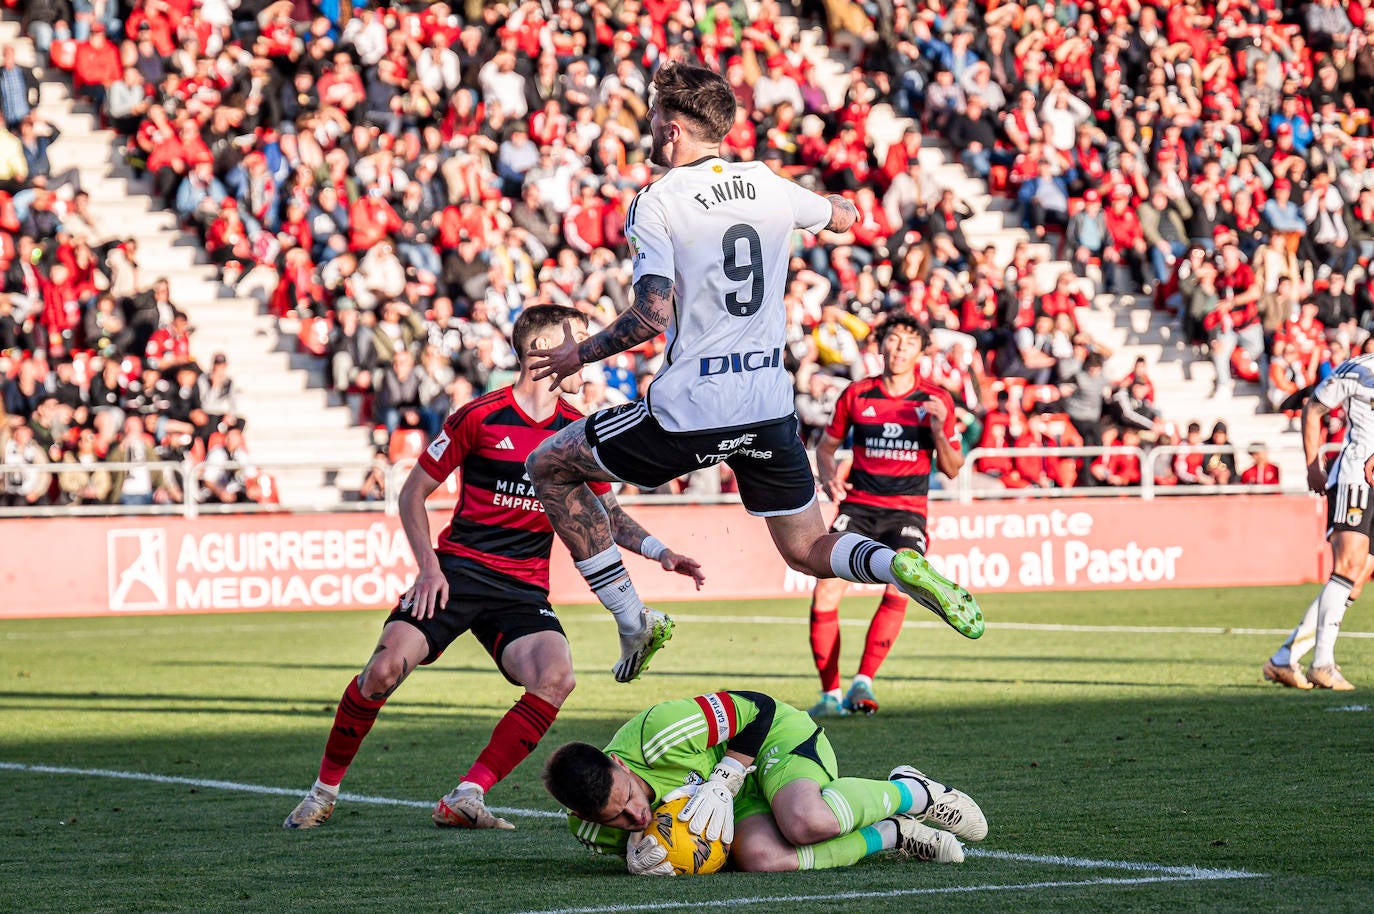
[
  {"x1": 527, "y1": 422, "x2": 658, "y2": 652},
  {"x1": 357, "y1": 621, "x2": 430, "y2": 700},
  {"x1": 526, "y1": 420, "x2": 620, "y2": 561}
]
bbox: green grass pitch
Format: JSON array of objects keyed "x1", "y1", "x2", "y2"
[{"x1": 2, "y1": 585, "x2": 1373, "y2": 913}]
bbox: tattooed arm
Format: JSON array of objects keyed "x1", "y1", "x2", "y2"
[
  {"x1": 528, "y1": 274, "x2": 675, "y2": 388},
  {"x1": 598, "y1": 489, "x2": 706, "y2": 589},
  {"x1": 824, "y1": 193, "x2": 859, "y2": 233}
]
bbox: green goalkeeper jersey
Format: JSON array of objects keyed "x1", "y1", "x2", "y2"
[{"x1": 568, "y1": 691, "x2": 779, "y2": 855}]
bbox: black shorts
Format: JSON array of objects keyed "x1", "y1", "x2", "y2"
[
  {"x1": 585, "y1": 401, "x2": 817, "y2": 517},
  {"x1": 387, "y1": 556, "x2": 565, "y2": 684},
  {"x1": 1326, "y1": 482, "x2": 1374, "y2": 551},
  {"x1": 830, "y1": 501, "x2": 928, "y2": 554}
]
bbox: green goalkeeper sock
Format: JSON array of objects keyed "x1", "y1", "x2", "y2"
[
  {"x1": 796, "y1": 819, "x2": 897, "y2": 870},
  {"x1": 820, "y1": 778, "x2": 920, "y2": 833}
]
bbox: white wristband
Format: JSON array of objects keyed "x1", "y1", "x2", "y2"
[
  {"x1": 715, "y1": 756, "x2": 748, "y2": 778},
  {"x1": 641, "y1": 536, "x2": 668, "y2": 561}
]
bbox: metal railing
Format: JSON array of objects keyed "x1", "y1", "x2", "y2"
[{"x1": 0, "y1": 441, "x2": 1338, "y2": 518}]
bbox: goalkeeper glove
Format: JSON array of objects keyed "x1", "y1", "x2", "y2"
[
  {"x1": 678, "y1": 756, "x2": 753, "y2": 845},
  {"x1": 626, "y1": 830, "x2": 675, "y2": 876}
]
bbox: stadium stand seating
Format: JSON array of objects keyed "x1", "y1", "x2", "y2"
[{"x1": 7, "y1": 0, "x2": 1359, "y2": 507}]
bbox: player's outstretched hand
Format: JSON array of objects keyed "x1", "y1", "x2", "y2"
[
  {"x1": 626, "y1": 830, "x2": 675, "y2": 876},
  {"x1": 527, "y1": 320, "x2": 584, "y2": 391},
  {"x1": 404, "y1": 564, "x2": 449, "y2": 620},
  {"x1": 1308, "y1": 459, "x2": 1328, "y2": 494},
  {"x1": 659, "y1": 549, "x2": 706, "y2": 590}
]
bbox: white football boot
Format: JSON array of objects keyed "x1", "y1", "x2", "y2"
[{"x1": 890, "y1": 765, "x2": 988, "y2": 842}]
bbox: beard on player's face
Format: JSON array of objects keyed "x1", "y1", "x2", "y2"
[
  {"x1": 649, "y1": 128, "x2": 669, "y2": 167},
  {"x1": 649, "y1": 109, "x2": 673, "y2": 166}
]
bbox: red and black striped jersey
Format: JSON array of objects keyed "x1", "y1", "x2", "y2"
[
  {"x1": 824, "y1": 376, "x2": 958, "y2": 515},
  {"x1": 418, "y1": 387, "x2": 611, "y2": 594}
]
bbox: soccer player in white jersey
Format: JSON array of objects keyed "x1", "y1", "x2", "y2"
[
  {"x1": 1263, "y1": 354, "x2": 1374, "y2": 691},
  {"x1": 526, "y1": 62, "x2": 983, "y2": 687}
]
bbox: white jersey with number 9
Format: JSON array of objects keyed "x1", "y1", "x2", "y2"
[{"x1": 626, "y1": 157, "x2": 832, "y2": 434}]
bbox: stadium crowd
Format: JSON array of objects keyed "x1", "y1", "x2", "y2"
[
  {"x1": 13, "y1": 0, "x2": 1373, "y2": 504},
  {"x1": 0, "y1": 41, "x2": 263, "y2": 506}
]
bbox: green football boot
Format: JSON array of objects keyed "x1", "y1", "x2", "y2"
[{"x1": 891, "y1": 550, "x2": 984, "y2": 639}]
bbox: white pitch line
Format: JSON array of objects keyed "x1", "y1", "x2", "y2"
[
  {"x1": 967, "y1": 848, "x2": 1255, "y2": 878},
  {"x1": 508, "y1": 873, "x2": 1264, "y2": 914},
  {"x1": 616, "y1": 613, "x2": 1374, "y2": 640},
  {"x1": 1324, "y1": 704, "x2": 1371, "y2": 712},
  {"x1": 4, "y1": 615, "x2": 1372, "y2": 641},
  {"x1": 0, "y1": 762, "x2": 564, "y2": 819},
  {"x1": 0, "y1": 763, "x2": 1263, "y2": 880}
]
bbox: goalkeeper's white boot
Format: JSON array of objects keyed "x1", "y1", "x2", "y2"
[
  {"x1": 283, "y1": 785, "x2": 336, "y2": 829},
  {"x1": 432, "y1": 783, "x2": 515, "y2": 830},
  {"x1": 613, "y1": 608, "x2": 674, "y2": 682},
  {"x1": 889, "y1": 815, "x2": 965, "y2": 863},
  {"x1": 890, "y1": 765, "x2": 988, "y2": 842}
]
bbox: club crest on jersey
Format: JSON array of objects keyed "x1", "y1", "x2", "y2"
[{"x1": 1349, "y1": 507, "x2": 1364, "y2": 527}]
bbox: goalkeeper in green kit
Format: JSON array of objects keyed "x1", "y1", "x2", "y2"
[{"x1": 542, "y1": 691, "x2": 987, "y2": 874}]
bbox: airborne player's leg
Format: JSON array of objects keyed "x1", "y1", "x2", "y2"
[{"x1": 528, "y1": 410, "x2": 676, "y2": 683}]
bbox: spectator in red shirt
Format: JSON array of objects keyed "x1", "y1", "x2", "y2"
[
  {"x1": 72, "y1": 24, "x2": 122, "y2": 112},
  {"x1": 145, "y1": 311, "x2": 193, "y2": 370},
  {"x1": 1240, "y1": 445, "x2": 1281, "y2": 486},
  {"x1": 1103, "y1": 185, "x2": 1148, "y2": 293},
  {"x1": 1104, "y1": 428, "x2": 1144, "y2": 487},
  {"x1": 850, "y1": 186, "x2": 894, "y2": 255},
  {"x1": 562, "y1": 182, "x2": 606, "y2": 254},
  {"x1": 349, "y1": 187, "x2": 403, "y2": 252},
  {"x1": 879, "y1": 126, "x2": 922, "y2": 191},
  {"x1": 821, "y1": 121, "x2": 871, "y2": 192},
  {"x1": 38, "y1": 261, "x2": 80, "y2": 352}
]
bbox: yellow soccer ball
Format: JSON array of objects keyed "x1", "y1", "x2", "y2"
[{"x1": 646, "y1": 794, "x2": 730, "y2": 875}]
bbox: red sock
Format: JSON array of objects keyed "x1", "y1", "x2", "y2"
[
  {"x1": 462, "y1": 693, "x2": 559, "y2": 792},
  {"x1": 810, "y1": 601, "x2": 842, "y2": 694},
  {"x1": 318, "y1": 678, "x2": 386, "y2": 787},
  {"x1": 858, "y1": 590, "x2": 908, "y2": 680}
]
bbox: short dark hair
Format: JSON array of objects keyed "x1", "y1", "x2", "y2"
[
  {"x1": 511, "y1": 305, "x2": 586, "y2": 359},
  {"x1": 876, "y1": 311, "x2": 929, "y2": 347},
  {"x1": 1083, "y1": 352, "x2": 1105, "y2": 371},
  {"x1": 651, "y1": 61, "x2": 737, "y2": 144},
  {"x1": 543, "y1": 742, "x2": 617, "y2": 817}
]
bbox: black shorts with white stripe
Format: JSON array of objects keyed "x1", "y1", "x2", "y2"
[
  {"x1": 1326, "y1": 482, "x2": 1374, "y2": 549},
  {"x1": 584, "y1": 401, "x2": 818, "y2": 517}
]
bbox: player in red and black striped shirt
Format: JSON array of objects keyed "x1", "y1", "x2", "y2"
[
  {"x1": 808, "y1": 314, "x2": 966, "y2": 718},
  {"x1": 284, "y1": 306, "x2": 704, "y2": 833}
]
